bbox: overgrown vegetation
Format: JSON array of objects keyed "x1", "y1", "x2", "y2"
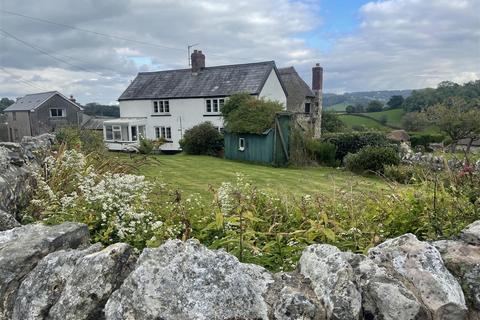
[
  {"x1": 55, "y1": 127, "x2": 105, "y2": 154},
  {"x1": 222, "y1": 93, "x2": 283, "y2": 134},
  {"x1": 344, "y1": 146, "x2": 399, "y2": 173},
  {"x1": 321, "y1": 131, "x2": 392, "y2": 160},
  {"x1": 179, "y1": 122, "x2": 223, "y2": 155},
  {"x1": 25, "y1": 145, "x2": 479, "y2": 271}
]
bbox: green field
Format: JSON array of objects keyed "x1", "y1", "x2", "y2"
[
  {"x1": 324, "y1": 102, "x2": 348, "y2": 112},
  {"x1": 360, "y1": 109, "x2": 406, "y2": 128},
  {"x1": 114, "y1": 153, "x2": 388, "y2": 198},
  {"x1": 338, "y1": 114, "x2": 390, "y2": 130}
]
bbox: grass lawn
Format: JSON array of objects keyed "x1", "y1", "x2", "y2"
[
  {"x1": 360, "y1": 109, "x2": 406, "y2": 128},
  {"x1": 338, "y1": 114, "x2": 389, "y2": 131},
  {"x1": 113, "y1": 153, "x2": 389, "y2": 199}
]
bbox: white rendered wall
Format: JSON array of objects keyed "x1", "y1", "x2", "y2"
[
  {"x1": 119, "y1": 99, "x2": 223, "y2": 151},
  {"x1": 259, "y1": 69, "x2": 287, "y2": 109}
]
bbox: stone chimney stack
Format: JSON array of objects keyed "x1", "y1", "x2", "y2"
[
  {"x1": 191, "y1": 50, "x2": 205, "y2": 73},
  {"x1": 69, "y1": 95, "x2": 76, "y2": 103},
  {"x1": 312, "y1": 63, "x2": 323, "y2": 139}
]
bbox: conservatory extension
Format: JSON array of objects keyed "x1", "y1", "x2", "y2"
[{"x1": 103, "y1": 118, "x2": 146, "y2": 151}]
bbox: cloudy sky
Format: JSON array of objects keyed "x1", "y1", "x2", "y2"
[{"x1": 1, "y1": 0, "x2": 479, "y2": 104}]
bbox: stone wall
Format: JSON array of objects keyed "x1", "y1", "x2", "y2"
[
  {"x1": 0, "y1": 220, "x2": 478, "y2": 319},
  {"x1": 0, "y1": 135, "x2": 479, "y2": 319}
]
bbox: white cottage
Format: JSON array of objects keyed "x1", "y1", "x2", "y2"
[{"x1": 105, "y1": 50, "x2": 288, "y2": 151}]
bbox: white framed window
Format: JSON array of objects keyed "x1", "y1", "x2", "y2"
[
  {"x1": 105, "y1": 125, "x2": 113, "y2": 140},
  {"x1": 238, "y1": 138, "x2": 245, "y2": 151},
  {"x1": 214, "y1": 126, "x2": 224, "y2": 134},
  {"x1": 50, "y1": 108, "x2": 65, "y2": 118},
  {"x1": 153, "y1": 100, "x2": 170, "y2": 114},
  {"x1": 155, "y1": 126, "x2": 172, "y2": 140},
  {"x1": 205, "y1": 98, "x2": 225, "y2": 114},
  {"x1": 112, "y1": 125, "x2": 122, "y2": 140}
]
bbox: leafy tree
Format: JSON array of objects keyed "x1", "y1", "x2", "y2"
[
  {"x1": 223, "y1": 94, "x2": 283, "y2": 134},
  {"x1": 354, "y1": 103, "x2": 365, "y2": 113},
  {"x1": 83, "y1": 102, "x2": 120, "y2": 117},
  {"x1": 345, "y1": 105, "x2": 355, "y2": 113},
  {"x1": 425, "y1": 98, "x2": 480, "y2": 151},
  {"x1": 321, "y1": 111, "x2": 345, "y2": 133},
  {"x1": 366, "y1": 100, "x2": 384, "y2": 112},
  {"x1": 401, "y1": 112, "x2": 428, "y2": 131},
  {"x1": 0, "y1": 97, "x2": 14, "y2": 113},
  {"x1": 180, "y1": 122, "x2": 223, "y2": 155},
  {"x1": 387, "y1": 95, "x2": 404, "y2": 109}
]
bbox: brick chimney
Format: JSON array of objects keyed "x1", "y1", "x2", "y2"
[
  {"x1": 312, "y1": 63, "x2": 323, "y2": 139},
  {"x1": 191, "y1": 50, "x2": 205, "y2": 73},
  {"x1": 312, "y1": 63, "x2": 323, "y2": 91}
]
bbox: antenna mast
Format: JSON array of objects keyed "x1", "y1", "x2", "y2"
[{"x1": 187, "y1": 43, "x2": 199, "y2": 66}]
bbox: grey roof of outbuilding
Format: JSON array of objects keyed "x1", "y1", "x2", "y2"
[
  {"x1": 278, "y1": 67, "x2": 315, "y2": 99},
  {"x1": 119, "y1": 61, "x2": 287, "y2": 100},
  {"x1": 4, "y1": 91, "x2": 83, "y2": 111}
]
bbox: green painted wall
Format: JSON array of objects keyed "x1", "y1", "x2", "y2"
[{"x1": 224, "y1": 113, "x2": 291, "y2": 166}]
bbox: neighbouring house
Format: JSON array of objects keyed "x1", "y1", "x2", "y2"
[
  {"x1": 106, "y1": 50, "x2": 322, "y2": 151},
  {"x1": 279, "y1": 64, "x2": 323, "y2": 138},
  {"x1": 81, "y1": 114, "x2": 113, "y2": 132},
  {"x1": 224, "y1": 112, "x2": 292, "y2": 166},
  {"x1": 4, "y1": 91, "x2": 83, "y2": 142}
]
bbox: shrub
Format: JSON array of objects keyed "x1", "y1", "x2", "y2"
[
  {"x1": 344, "y1": 146, "x2": 400, "y2": 173},
  {"x1": 366, "y1": 100, "x2": 383, "y2": 112},
  {"x1": 322, "y1": 132, "x2": 390, "y2": 160},
  {"x1": 305, "y1": 140, "x2": 339, "y2": 167},
  {"x1": 410, "y1": 133, "x2": 445, "y2": 150},
  {"x1": 55, "y1": 127, "x2": 104, "y2": 153},
  {"x1": 138, "y1": 137, "x2": 154, "y2": 154},
  {"x1": 321, "y1": 111, "x2": 345, "y2": 133},
  {"x1": 179, "y1": 122, "x2": 223, "y2": 155},
  {"x1": 384, "y1": 164, "x2": 426, "y2": 184}
]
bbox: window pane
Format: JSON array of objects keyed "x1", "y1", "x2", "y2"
[
  {"x1": 155, "y1": 127, "x2": 160, "y2": 139},
  {"x1": 304, "y1": 103, "x2": 311, "y2": 113},
  {"x1": 58, "y1": 109, "x2": 64, "y2": 117},
  {"x1": 213, "y1": 99, "x2": 218, "y2": 112},
  {"x1": 105, "y1": 126, "x2": 113, "y2": 140},
  {"x1": 166, "y1": 127, "x2": 171, "y2": 139},
  {"x1": 164, "y1": 101, "x2": 169, "y2": 113},
  {"x1": 161, "y1": 127, "x2": 166, "y2": 138},
  {"x1": 113, "y1": 131, "x2": 122, "y2": 140},
  {"x1": 153, "y1": 101, "x2": 158, "y2": 113},
  {"x1": 206, "y1": 100, "x2": 211, "y2": 112}
]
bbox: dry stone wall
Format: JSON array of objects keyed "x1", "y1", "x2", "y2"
[{"x1": 0, "y1": 135, "x2": 479, "y2": 319}]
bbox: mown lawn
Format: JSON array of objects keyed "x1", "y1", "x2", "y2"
[{"x1": 113, "y1": 153, "x2": 389, "y2": 198}]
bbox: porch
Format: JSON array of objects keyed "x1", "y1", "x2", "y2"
[{"x1": 103, "y1": 118, "x2": 147, "y2": 151}]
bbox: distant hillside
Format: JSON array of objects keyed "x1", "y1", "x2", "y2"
[{"x1": 323, "y1": 90, "x2": 412, "y2": 109}]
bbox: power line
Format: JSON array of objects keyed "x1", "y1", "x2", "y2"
[
  {"x1": 0, "y1": 28, "x2": 107, "y2": 77},
  {"x1": 0, "y1": 67, "x2": 49, "y2": 91},
  {"x1": 0, "y1": 9, "x2": 253, "y2": 63}
]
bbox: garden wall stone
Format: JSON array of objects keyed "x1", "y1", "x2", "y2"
[{"x1": 0, "y1": 220, "x2": 478, "y2": 319}]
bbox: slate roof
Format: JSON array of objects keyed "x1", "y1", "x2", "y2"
[
  {"x1": 4, "y1": 91, "x2": 83, "y2": 112},
  {"x1": 119, "y1": 61, "x2": 286, "y2": 100}
]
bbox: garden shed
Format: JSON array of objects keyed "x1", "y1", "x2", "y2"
[{"x1": 224, "y1": 113, "x2": 292, "y2": 166}]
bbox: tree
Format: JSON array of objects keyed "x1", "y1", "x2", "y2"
[
  {"x1": 387, "y1": 95, "x2": 404, "y2": 109},
  {"x1": 221, "y1": 92, "x2": 251, "y2": 119},
  {"x1": 401, "y1": 112, "x2": 428, "y2": 131},
  {"x1": 426, "y1": 98, "x2": 480, "y2": 151},
  {"x1": 321, "y1": 111, "x2": 345, "y2": 133},
  {"x1": 345, "y1": 105, "x2": 355, "y2": 113},
  {"x1": 0, "y1": 97, "x2": 14, "y2": 113},
  {"x1": 83, "y1": 103, "x2": 120, "y2": 117},
  {"x1": 354, "y1": 103, "x2": 364, "y2": 113},
  {"x1": 179, "y1": 122, "x2": 223, "y2": 155},
  {"x1": 366, "y1": 100, "x2": 383, "y2": 112}
]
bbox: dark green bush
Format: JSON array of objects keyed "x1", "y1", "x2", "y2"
[
  {"x1": 410, "y1": 133, "x2": 445, "y2": 150},
  {"x1": 345, "y1": 146, "x2": 400, "y2": 173},
  {"x1": 306, "y1": 140, "x2": 339, "y2": 167},
  {"x1": 179, "y1": 122, "x2": 223, "y2": 155},
  {"x1": 322, "y1": 132, "x2": 390, "y2": 160}
]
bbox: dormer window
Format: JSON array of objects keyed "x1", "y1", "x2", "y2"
[{"x1": 153, "y1": 100, "x2": 170, "y2": 114}]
